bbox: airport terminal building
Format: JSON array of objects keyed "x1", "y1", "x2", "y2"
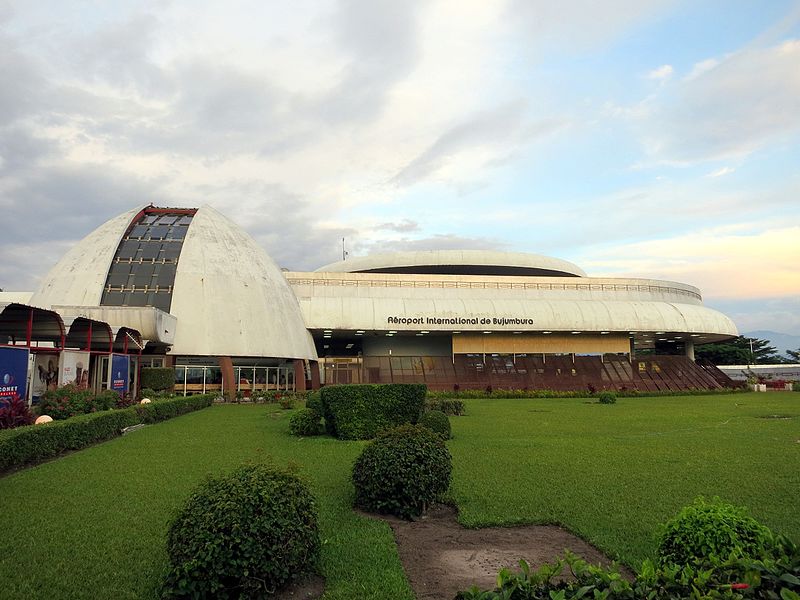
[{"x1": 0, "y1": 205, "x2": 739, "y2": 399}]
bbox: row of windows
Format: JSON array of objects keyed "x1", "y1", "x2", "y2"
[
  {"x1": 116, "y1": 240, "x2": 183, "y2": 261},
  {"x1": 107, "y1": 262, "x2": 177, "y2": 287},
  {"x1": 101, "y1": 211, "x2": 195, "y2": 313},
  {"x1": 100, "y1": 290, "x2": 173, "y2": 312}
]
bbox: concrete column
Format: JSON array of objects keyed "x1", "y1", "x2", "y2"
[
  {"x1": 217, "y1": 356, "x2": 235, "y2": 401},
  {"x1": 310, "y1": 360, "x2": 321, "y2": 390},
  {"x1": 685, "y1": 339, "x2": 695, "y2": 362},
  {"x1": 294, "y1": 360, "x2": 307, "y2": 392}
]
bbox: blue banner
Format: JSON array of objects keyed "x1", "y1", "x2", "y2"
[
  {"x1": 0, "y1": 347, "x2": 30, "y2": 405},
  {"x1": 111, "y1": 354, "x2": 130, "y2": 393}
]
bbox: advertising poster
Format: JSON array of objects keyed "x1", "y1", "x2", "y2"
[
  {"x1": 0, "y1": 347, "x2": 30, "y2": 405},
  {"x1": 110, "y1": 354, "x2": 130, "y2": 393},
  {"x1": 32, "y1": 354, "x2": 59, "y2": 401},
  {"x1": 59, "y1": 351, "x2": 90, "y2": 389}
]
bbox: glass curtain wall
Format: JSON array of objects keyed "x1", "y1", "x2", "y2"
[{"x1": 173, "y1": 364, "x2": 295, "y2": 396}]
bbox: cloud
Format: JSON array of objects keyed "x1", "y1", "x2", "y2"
[
  {"x1": 354, "y1": 232, "x2": 508, "y2": 257},
  {"x1": 580, "y1": 225, "x2": 800, "y2": 301},
  {"x1": 647, "y1": 64, "x2": 673, "y2": 80},
  {"x1": 376, "y1": 219, "x2": 419, "y2": 233},
  {"x1": 706, "y1": 166, "x2": 734, "y2": 177},
  {"x1": 639, "y1": 39, "x2": 800, "y2": 163},
  {"x1": 391, "y1": 101, "x2": 567, "y2": 187}
]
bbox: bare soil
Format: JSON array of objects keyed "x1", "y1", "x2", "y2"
[{"x1": 378, "y1": 505, "x2": 630, "y2": 600}]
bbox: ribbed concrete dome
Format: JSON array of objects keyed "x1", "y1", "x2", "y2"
[{"x1": 30, "y1": 205, "x2": 317, "y2": 360}]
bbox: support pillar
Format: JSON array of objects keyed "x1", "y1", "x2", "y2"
[
  {"x1": 309, "y1": 360, "x2": 321, "y2": 390},
  {"x1": 294, "y1": 360, "x2": 307, "y2": 392},
  {"x1": 685, "y1": 339, "x2": 695, "y2": 362},
  {"x1": 217, "y1": 356, "x2": 235, "y2": 401}
]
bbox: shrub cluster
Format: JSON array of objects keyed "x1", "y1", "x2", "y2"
[
  {"x1": 140, "y1": 367, "x2": 175, "y2": 392},
  {"x1": 598, "y1": 391, "x2": 617, "y2": 404},
  {"x1": 352, "y1": 424, "x2": 452, "y2": 519},
  {"x1": 289, "y1": 408, "x2": 323, "y2": 436},
  {"x1": 162, "y1": 464, "x2": 320, "y2": 599},
  {"x1": 418, "y1": 410, "x2": 451, "y2": 439},
  {"x1": 457, "y1": 499, "x2": 798, "y2": 600},
  {"x1": 0, "y1": 397, "x2": 35, "y2": 429},
  {"x1": 425, "y1": 397, "x2": 466, "y2": 416},
  {"x1": 656, "y1": 497, "x2": 774, "y2": 568},
  {"x1": 457, "y1": 538, "x2": 800, "y2": 600},
  {"x1": 38, "y1": 385, "x2": 118, "y2": 420},
  {"x1": 0, "y1": 394, "x2": 215, "y2": 474},
  {"x1": 321, "y1": 383, "x2": 426, "y2": 440}
]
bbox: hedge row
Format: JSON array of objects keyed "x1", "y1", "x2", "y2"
[
  {"x1": 134, "y1": 395, "x2": 214, "y2": 424},
  {"x1": 426, "y1": 387, "x2": 745, "y2": 400},
  {"x1": 0, "y1": 394, "x2": 215, "y2": 474},
  {"x1": 320, "y1": 384, "x2": 426, "y2": 440}
]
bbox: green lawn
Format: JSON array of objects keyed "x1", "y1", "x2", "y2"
[{"x1": 0, "y1": 393, "x2": 798, "y2": 598}]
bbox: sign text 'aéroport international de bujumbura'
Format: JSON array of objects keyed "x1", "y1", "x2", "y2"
[{"x1": 0, "y1": 204, "x2": 739, "y2": 398}]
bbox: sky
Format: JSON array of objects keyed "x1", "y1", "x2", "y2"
[{"x1": 0, "y1": 0, "x2": 798, "y2": 335}]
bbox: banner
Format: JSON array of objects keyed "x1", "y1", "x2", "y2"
[
  {"x1": 32, "y1": 354, "x2": 59, "y2": 401},
  {"x1": 110, "y1": 354, "x2": 130, "y2": 393},
  {"x1": 0, "y1": 347, "x2": 30, "y2": 405},
  {"x1": 59, "y1": 351, "x2": 90, "y2": 389}
]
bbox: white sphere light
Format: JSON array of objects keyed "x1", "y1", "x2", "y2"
[
  {"x1": 35, "y1": 415, "x2": 53, "y2": 425},
  {"x1": 140, "y1": 398, "x2": 152, "y2": 404}
]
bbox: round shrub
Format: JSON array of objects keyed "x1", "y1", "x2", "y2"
[
  {"x1": 656, "y1": 497, "x2": 774, "y2": 568},
  {"x1": 289, "y1": 408, "x2": 323, "y2": 436},
  {"x1": 352, "y1": 424, "x2": 452, "y2": 519},
  {"x1": 598, "y1": 391, "x2": 616, "y2": 404},
  {"x1": 162, "y1": 464, "x2": 320, "y2": 598},
  {"x1": 305, "y1": 390, "x2": 322, "y2": 415},
  {"x1": 418, "y1": 410, "x2": 451, "y2": 439}
]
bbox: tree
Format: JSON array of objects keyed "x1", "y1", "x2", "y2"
[
  {"x1": 695, "y1": 336, "x2": 782, "y2": 365},
  {"x1": 787, "y1": 348, "x2": 800, "y2": 362}
]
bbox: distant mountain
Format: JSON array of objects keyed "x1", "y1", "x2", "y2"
[{"x1": 744, "y1": 330, "x2": 800, "y2": 358}]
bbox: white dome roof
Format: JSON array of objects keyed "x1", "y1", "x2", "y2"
[
  {"x1": 316, "y1": 249, "x2": 587, "y2": 277},
  {"x1": 30, "y1": 205, "x2": 317, "y2": 360}
]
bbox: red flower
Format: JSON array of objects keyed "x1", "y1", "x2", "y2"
[{"x1": 731, "y1": 583, "x2": 749, "y2": 590}]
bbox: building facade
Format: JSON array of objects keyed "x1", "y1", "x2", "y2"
[{"x1": 2, "y1": 206, "x2": 739, "y2": 396}]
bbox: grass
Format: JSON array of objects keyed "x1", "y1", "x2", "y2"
[
  {"x1": 449, "y1": 393, "x2": 800, "y2": 565},
  {"x1": 0, "y1": 392, "x2": 798, "y2": 598}
]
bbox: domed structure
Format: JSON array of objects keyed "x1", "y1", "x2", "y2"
[
  {"x1": 317, "y1": 249, "x2": 586, "y2": 278},
  {"x1": 29, "y1": 205, "x2": 317, "y2": 360}
]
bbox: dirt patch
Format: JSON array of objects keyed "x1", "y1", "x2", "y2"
[
  {"x1": 379, "y1": 505, "x2": 630, "y2": 600},
  {"x1": 275, "y1": 573, "x2": 325, "y2": 599}
]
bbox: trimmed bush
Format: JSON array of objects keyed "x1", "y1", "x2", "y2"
[
  {"x1": 425, "y1": 397, "x2": 465, "y2": 416},
  {"x1": 140, "y1": 367, "x2": 175, "y2": 393},
  {"x1": 162, "y1": 464, "x2": 320, "y2": 599},
  {"x1": 321, "y1": 383, "x2": 426, "y2": 440},
  {"x1": 656, "y1": 496, "x2": 774, "y2": 568},
  {"x1": 305, "y1": 390, "x2": 322, "y2": 415},
  {"x1": 419, "y1": 410, "x2": 451, "y2": 439},
  {"x1": 0, "y1": 397, "x2": 35, "y2": 429},
  {"x1": 352, "y1": 424, "x2": 452, "y2": 519},
  {"x1": 289, "y1": 408, "x2": 323, "y2": 436},
  {"x1": 598, "y1": 391, "x2": 616, "y2": 404},
  {"x1": 133, "y1": 395, "x2": 214, "y2": 424},
  {"x1": 0, "y1": 408, "x2": 139, "y2": 473},
  {"x1": 0, "y1": 394, "x2": 216, "y2": 474}
]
